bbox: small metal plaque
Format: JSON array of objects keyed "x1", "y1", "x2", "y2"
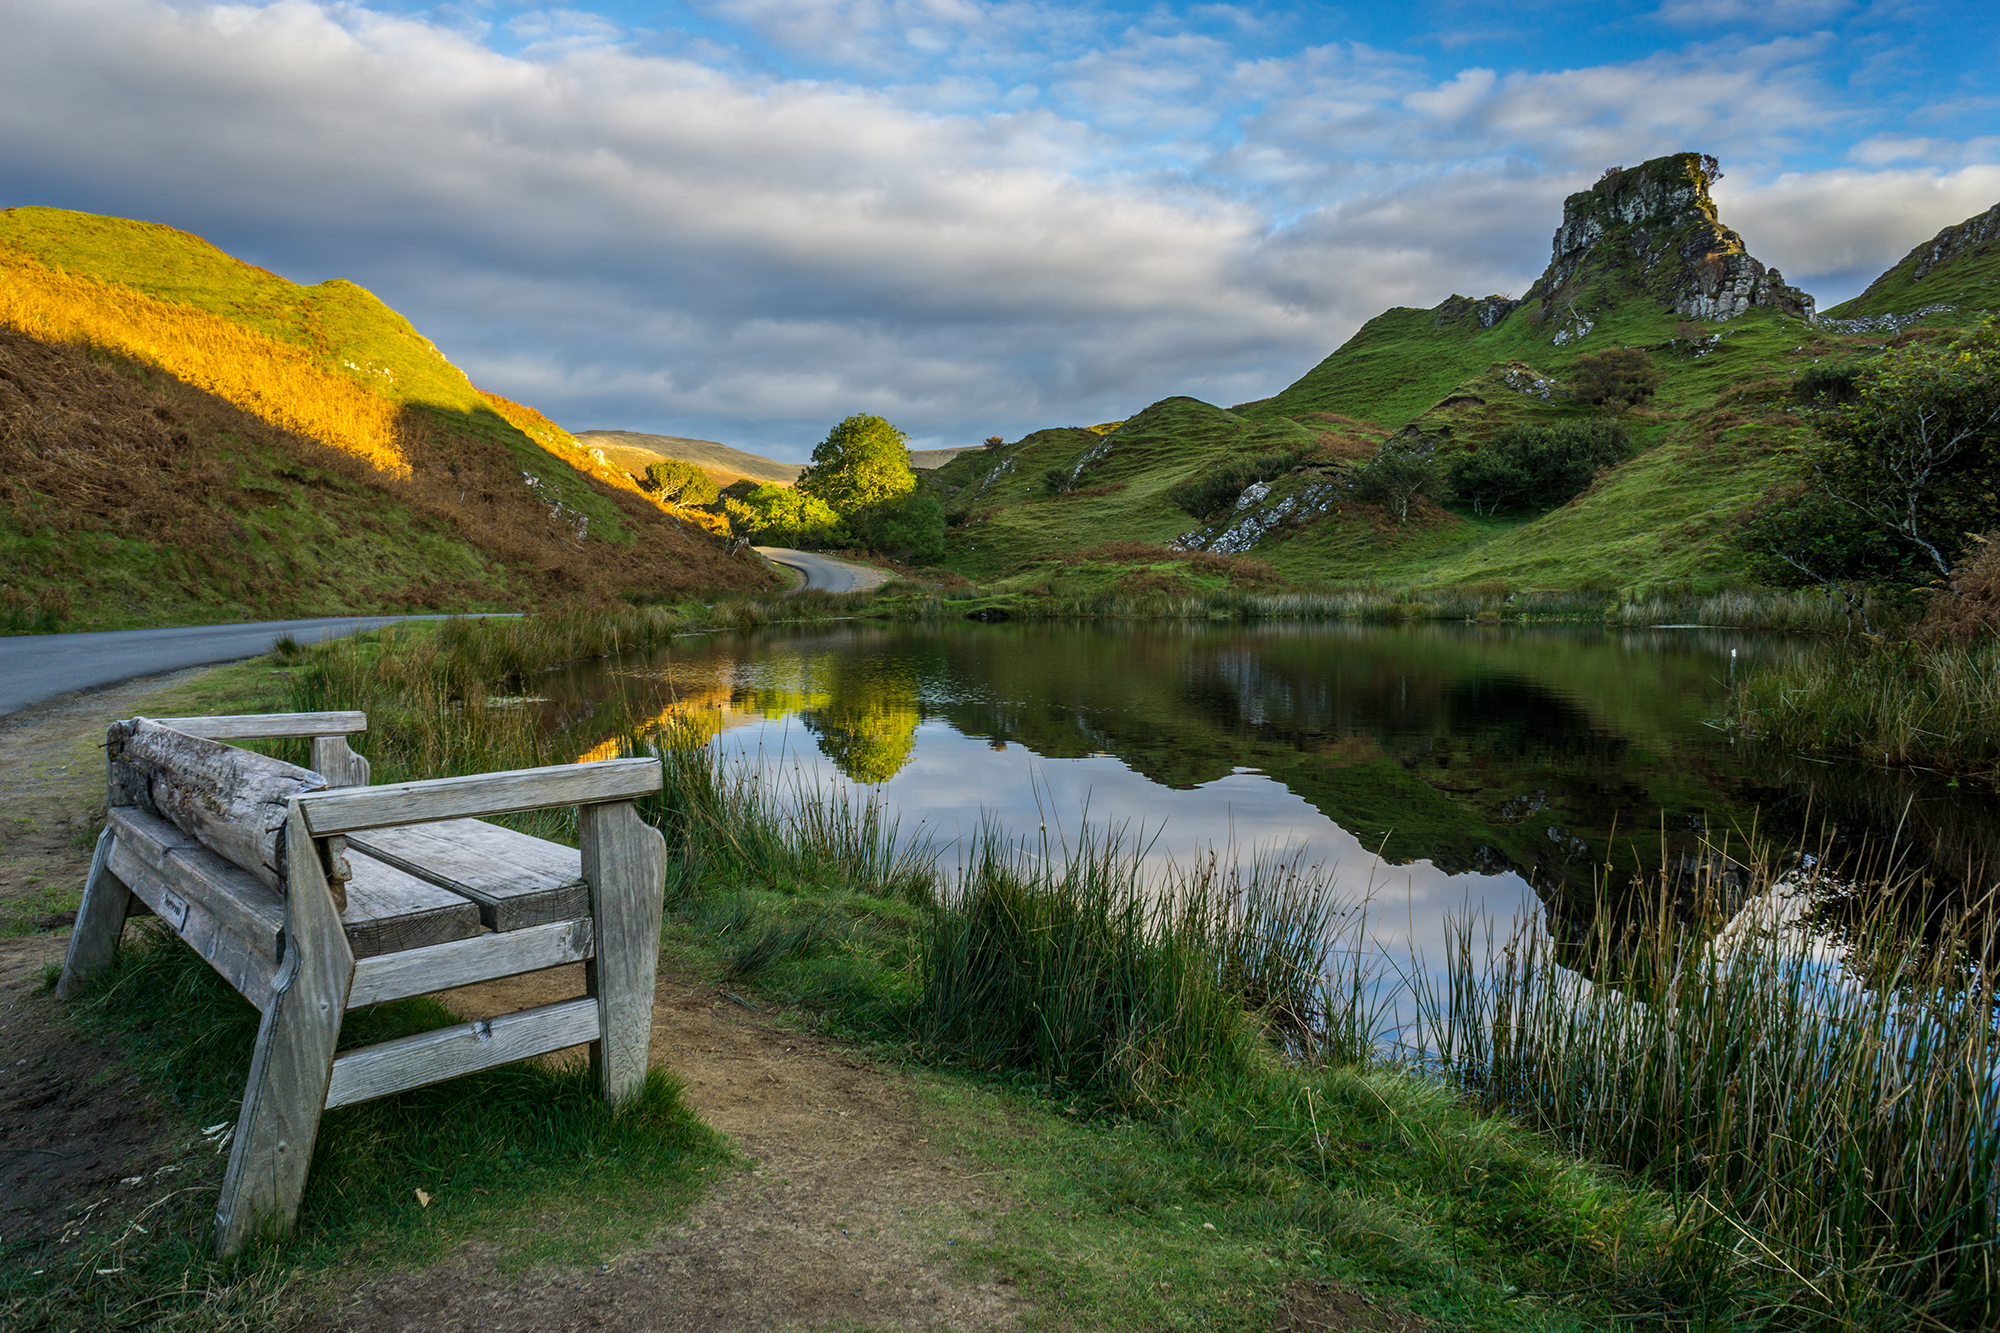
[{"x1": 159, "y1": 889, "x2": 191, "y2": 931}]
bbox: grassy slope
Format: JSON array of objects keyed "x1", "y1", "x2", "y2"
[
  {"x1": 1823, "y1": 202, "x2": 2000, "y2": 322},
  {"x1": 948, "y1": 297, "x2": 1890, "y2": 591},
  {"x1": 0, "y1": 208, "x2": 772, "y2": 627},
  {"x1": 938, "y1": 401, "x2": 1315, "y2": 578}
]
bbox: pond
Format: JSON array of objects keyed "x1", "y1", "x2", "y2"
[{"x1": 533, "y1": 619, "x2": 1996, "y2": 986}]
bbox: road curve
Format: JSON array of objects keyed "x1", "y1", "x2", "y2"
[
  {"x1": 753, "y1": 548, "x2": 894, "y2": 595},
  {"x1": 0, "y1": 614, "x2": 485, "y2": 719}
]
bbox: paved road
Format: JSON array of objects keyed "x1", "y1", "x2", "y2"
[
  {"x1": 0, "y1": 615, "x2": 478, "y2": 719},
  {"x1": 753, "y1": 548, "x2": 893, "y2": 594}
]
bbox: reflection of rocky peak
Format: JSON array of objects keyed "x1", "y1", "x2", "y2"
[{"x1": 1526, "y1": 152, "x2": 1815, "y2": 341}]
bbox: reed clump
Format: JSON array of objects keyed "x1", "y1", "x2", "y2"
[
  {"x1": 1418, "y1": 843, "x2": 2000, "y2": 1327},
  {"x1": 1727, "y1": 638, "x2": 2000, "y2": 776}
]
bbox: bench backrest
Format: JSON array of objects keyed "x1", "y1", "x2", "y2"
[{"x1": 108, "y1": 713, "x2": 369, "y2": 893}]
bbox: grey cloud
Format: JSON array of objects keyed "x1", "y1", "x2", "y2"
[{"x1": 0, "y1": 0, "x2": 1991, "y2": 454}]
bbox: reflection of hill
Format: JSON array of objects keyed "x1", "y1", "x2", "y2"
[{"x1": 919, "y1": 623, "x2": 1754, "y2": 891}]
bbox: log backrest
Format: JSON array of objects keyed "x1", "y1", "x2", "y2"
[{"x1": 107, "y1": 713, "x2": 371, "y2": 896}]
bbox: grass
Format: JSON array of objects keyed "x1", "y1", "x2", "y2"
[
  {"x1": 0, "y1": 247, "x2": 408, "y2": 474},
  {"x1": 1727, "y1": 637, "x2": 2000, "y2": 777},
  {"x1": 1417, "y1": 837, "x2": 2000, "y2": 1328},
  {"x1": 7, "y1": 931, "x2": 731, "y2": 1332},
  {"x1": 26, "y1": 609, "x2": 1998, "y2": 1329}
]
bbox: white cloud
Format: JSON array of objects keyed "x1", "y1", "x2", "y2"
[
  {"x1": 1715, "y1": 164, "x2": 2000, "y2": 303},
  {"x1": 0, "y1": 0, "x2": 1992, "y2": 449}
]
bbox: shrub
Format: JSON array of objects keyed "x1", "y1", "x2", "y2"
[
  {"x1": 1445, "y1": 420, "x2": 1632, "y2": 514},
  {"x1": 724, "y1": 483, "x2": 839, "y2": 544},
  {"x1": 1352, "y1": 436, "x2": 1438, "y2": 524},
  {"x1": 849, "y1": 491, "x2": 945, "y2": 563},
  {"x1": 1167, "y1": 451, "x2": 1304, "y2": 519},
  {"x1": 1792, "y1": 362, "x2": 1862, "y2": 406},
  {"x1": 1570, "y1": 347, "x2": 1659, "y2": 410}
]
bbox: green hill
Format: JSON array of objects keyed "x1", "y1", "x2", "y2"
[
  {"x1": 0, "y1": 207, "x2": 773, "y2": 631},
  {"x1": 934, "y1": 154, "x2": 1999, "y2": 593},
  {"x1": 1822, "y1": 202, "x2": 2000, "y2": 327}
]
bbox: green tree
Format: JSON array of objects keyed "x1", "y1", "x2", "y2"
[
  {"x1": 723, "y1": 483, "x2": 839, "y2": 543},
  {"x1": 1570, "y1": 348, "x2": 1660, "y2": 410},
  {"x1": 1740, "y1": 319, "x2": 2000, "y2": 586},
  {"x1": 642, "y1": 458, "x2": 720, "y2": 506},
  {"x1": 851, "y1": 491, "x2": 945, "y2": 563},
  {"x1": 797, "y1": 414, "x2": 915, "y2": 514},
  {"x1": 1354, "y1": 435, "x2": 1439, "y2": 523}
]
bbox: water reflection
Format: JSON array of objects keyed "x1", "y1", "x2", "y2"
[{"x1": 541, "y1": 620, "x2": 1997, "y2": 980}]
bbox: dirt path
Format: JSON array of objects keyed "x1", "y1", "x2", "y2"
[
  {"x1": 323, "y1": 968, "x2": 1025, "y2": 1331},
  {"x1": 0, "y1": 673, "x2": 1026, "y2": 1331}
]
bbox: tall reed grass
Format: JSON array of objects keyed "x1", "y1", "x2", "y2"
[
  {"x1": 0, "y1": 253, "x2": 407, "y2": 475},
  {"x1": 924, "y1": 580, "x2": 1856, "y2": 630},
  {"x1": 1416, "y1": 841, "x2": 2000, "y2": 1327},
  {"x1": 1728, "y1": 639, "x2": 2000, "y2": 776}
]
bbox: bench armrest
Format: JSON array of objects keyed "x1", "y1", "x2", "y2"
[
  {"x1": 293, "y1": 758, "x2": 661, "y2": 836},
  {"x1": 152, "y1": 712, "x2": 368, "y2": 740}
]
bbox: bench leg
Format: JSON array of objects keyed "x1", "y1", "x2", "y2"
[
  {"x1": 213, "y1": 808, "x2": 355, "y2": 1257},
  {"x1": 580, "y1": 800, "x2": 666, "y2": 1107},
  {"x1": 56, "y1": 828, "x2": 132, "y2": 999}
]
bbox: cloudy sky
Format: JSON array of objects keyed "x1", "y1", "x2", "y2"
[{"x1": 3, "y1": 0, "x2": 1997, "y2": 456}]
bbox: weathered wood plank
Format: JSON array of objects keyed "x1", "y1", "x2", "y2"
[
  {"x1": 213, "y1": 806, "x2": 355, "y2": 1256},
  {"x1": 111, "y1": 719, "x2": 327, "y2": 893},
  {"x1": 347, "y1": 917, "x2": 594, "y2": 1009},
  {"x1": 310, "y1": 735, "x2": 371, "y2": 789},
  {"x1": 56, "y1": 828, "x2": 133, "y2": 999},
  {"x1": 296, "y1": 759, "x2": 662, "y2": 836},
  {"x1": 154, "y1": 712, "x2": 368, "y2": 741},
  {"x1": 321, "y1": 853, "x2": 484, "y2": 959},
  {"x1": 108, "y1": 808, "x2": 285, "y2": 963},
  {"x1": 106, "y1": 808, "x2": 483, "y2": 965},
  {"x1": 323, "y1": 997, "x2": 599, "y2": 1110},
  {"x1": 579, "y1": 800, "x2": 665, "y2": 1106},
  {"x1": 345, "y1": 819, "x2": 588, "y2": 932}
]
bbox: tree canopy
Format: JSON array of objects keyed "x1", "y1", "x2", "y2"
[
  {"x1": 797, "y1": 414, "x2": 915, "y2": 514},
  {"x1": 1739, "y1": 318, "x2": 2000, "y2": 587},
  {"x1": 641, "y1": 457, "x2": 719, "y2": 507}
]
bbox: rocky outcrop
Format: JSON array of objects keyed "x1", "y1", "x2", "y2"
[
  {"x1": 1524, "y1": 153, "x2": 1815, "y2": 334},
  {"x1": 1433, "y1": 294, "x2": 1522, "y2": 329},
  {"x1": 1913, "y1": 202, "x2": 2000, "y2": 280}
]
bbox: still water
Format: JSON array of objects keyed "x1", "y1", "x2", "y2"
[{"x1": 535, "y1": 620, "x2": 1995, "y2": 978}]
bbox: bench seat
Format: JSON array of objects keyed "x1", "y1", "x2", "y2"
[{"x1": 345, "y1": 818, "x2": 588, "y2": 931}]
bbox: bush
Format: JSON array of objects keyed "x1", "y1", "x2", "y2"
[
  {"x1": 1792, "y1": 363, "x2": 1862, "y2": 406},
  {"x1": 1352, "y1": 436, "x2": 1438, "y2": 523},
  {"x1": 1738, "y1": 318, "x2": 2000, "y2": 588},
  {"x1": 641, "y1": 458, "x2": 720, "y2": 506},
  {"x1": 1570, "y1": 347, "x2": 1659, "y2": 409},
  {"x1": 1445, "y1": 420, "x2": 1631, "y2": 514},
  {"x1": 1167, "y1": 451, "x2": 1304, "y2": 519}
]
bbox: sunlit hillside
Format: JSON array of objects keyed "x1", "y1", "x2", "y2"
[{"x1": 0, "y1": 207, "x2": 776, "y2": 630}]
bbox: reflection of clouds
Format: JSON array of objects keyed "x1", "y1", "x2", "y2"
[{"x1": 712, "y1": 715, "x2": 1540, "y2": 980}]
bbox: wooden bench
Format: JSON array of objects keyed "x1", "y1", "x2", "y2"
[{"x1": 55, "y1": 712, "x2": 667, "y2": 1256}]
